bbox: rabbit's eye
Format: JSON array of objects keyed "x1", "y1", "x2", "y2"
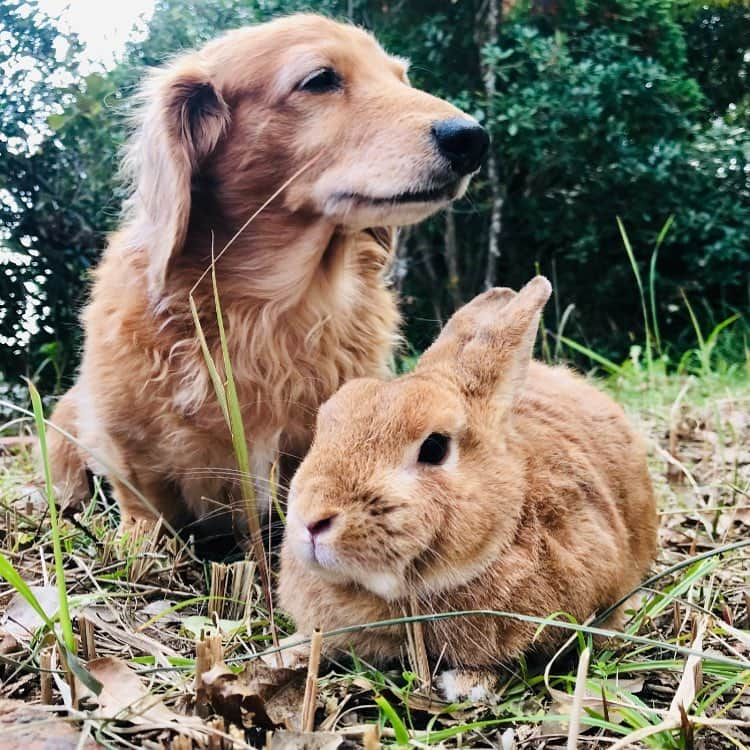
[{"x1": 418, "y1": 433, "x2": 449, "y2": 465}]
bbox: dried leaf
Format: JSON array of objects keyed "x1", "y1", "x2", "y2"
[
  {"x1": 1, "y1": 586, "x2": 59, "y2": 643},
  {"x1": 199, "y1": 658, "x2": 306, "y2": 730},
  {"x1": 139, "y1": 599, "x2": 179, "y2": 621},
  {"x1": 87, "y1": 656, "x2": 201, "y2": 730},
  {"x1": 667, "y1": 616, "x2": 706, "y2": 720}
]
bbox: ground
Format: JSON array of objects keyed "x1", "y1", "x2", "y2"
[{"x1": 0, "y1": 370, "x2": 748, "y2": 749}]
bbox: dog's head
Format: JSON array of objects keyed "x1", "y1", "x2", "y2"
[{"x1": 125, "y1": 14, "x2": 488, "y2": 294}]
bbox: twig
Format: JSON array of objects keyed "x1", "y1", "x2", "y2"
[
  {"x1": 195, "y1": 632, "x2": 224, "y2": 718},
  {"x1": 79, "y1": 615, "x2": 97, "y2": 661},
  {"x1": 363, "y1": 723, "x2": 381, "y2": 750},
  {"x1": 408, "y1": 594, "x2": 431, "y2": 689},
  {"x1": 40, "y1": 647, "x2": 53, "y2": 704},
  {"x1": 301, "y1": 628, "x2": 323, "y2": 732}
]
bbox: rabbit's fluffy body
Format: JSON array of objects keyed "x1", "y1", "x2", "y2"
[{"x1": 279, "y1": 278, "x2": 657, "y2": 692}]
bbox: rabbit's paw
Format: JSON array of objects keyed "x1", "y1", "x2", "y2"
[{"x1": 437, "y1": 668, "x2": 498, "y2": 704}]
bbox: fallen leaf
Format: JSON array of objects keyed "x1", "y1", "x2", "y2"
[
  {"x1": 1, "y1": 586, "x2": 59, "y2": 644},
  {"x1": 718, "y1": 621, "x2": 750, "y2": 651},
  {"x1": 87, "y1": 656, "x2": 202, "y2": 731},
  {"x1": 181, "y1": 614, "x2": 244, "y2": 639},
  {"x1": 139, "y1": 599, "x2": 178, "y2": 620},
  {"x1": 667, "y1": 616, "x2": 706, "y2": 720},
  {"x1": 199, "y1": 658, "x2": 306, "y2": 730},
  {"x1": 716, "y1": 505, "x2": 750, "y2": 536},
  {"x1": 499, "y1": 727, "x2": 516, "y2": 750}
]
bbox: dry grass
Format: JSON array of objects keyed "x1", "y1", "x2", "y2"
[{"x1": 0, "y1": 373, "x2": 749, "y2": 749}]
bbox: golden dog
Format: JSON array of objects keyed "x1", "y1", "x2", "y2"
[{"x1": 48, "y1": 13, "x2": 488, "y2": 534}]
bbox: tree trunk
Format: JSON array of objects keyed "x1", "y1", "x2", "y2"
[
  {"x1": 416, "y1": 232, "x2": 443, "y2": 325},
  {"x1": 479, "y1": 0, "x2": 504, "y2": 290},
  {"x1": 389, "y1": 226, "x2": 411, "y2": 295},
  {"x1": 444, "y1": 205, "x2": 462, "y2": 310}
]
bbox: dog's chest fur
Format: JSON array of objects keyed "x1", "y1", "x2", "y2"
[{"x1": 79, "y1": 232, "x2": 399, "y2": 518}]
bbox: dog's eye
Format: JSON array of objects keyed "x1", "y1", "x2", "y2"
[
  {"x1": 297, "y1": 68, "x2": 342, "y2": 94},
  {"x1": 417, "y1": 433, "x2": 450, "y2": 466}
]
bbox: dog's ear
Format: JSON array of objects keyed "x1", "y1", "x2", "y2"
[{"x1": 125, "y1": 61, "x2": 230, "y2": 297}]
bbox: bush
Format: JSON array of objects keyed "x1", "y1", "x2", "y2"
[{"x1": 1, "y1": 0, "x2": 748, "y2": 387}]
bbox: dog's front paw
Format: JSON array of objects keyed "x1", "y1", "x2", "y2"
[{"x1": 436, "y1": 668, "x2": 498, "y2": 704}]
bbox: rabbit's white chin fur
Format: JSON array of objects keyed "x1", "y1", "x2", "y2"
[
  {"x1": 300, "y1": 556, "x2": 406, "y2": 600},
  {"x1": 354, "y1": 570, "x2": 405, "y2": 600},
  {"x1": 324, "y1": 566, "x2": 407, "y2": 600}
]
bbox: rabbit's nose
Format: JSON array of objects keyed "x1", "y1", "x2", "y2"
[{"x1": 307, "y1": 513, "x2": 337, "y2": 539}]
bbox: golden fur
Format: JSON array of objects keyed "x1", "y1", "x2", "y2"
[
  {"x1": 279, "y1": 277, "x2": 658, "y2": 699},
  {"x1": 47, "y1": 14, "x2": 482, "y2": 529}
]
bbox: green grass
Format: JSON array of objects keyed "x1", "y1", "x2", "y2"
[
  {"x1": 1, "y1": 356, "x2": 748, "y2": 747},
  {"x1": 28, "y1": 381, "x2": 74, "y2": 655}
]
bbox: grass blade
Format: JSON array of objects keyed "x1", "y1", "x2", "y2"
[
  {"x1": 189, "y1": 293, "x2": 229, "y2": 426},
  {"x1": 191, "y1": 250, "x2": 276, "y2": 650},
  {"x1": 0, "y1": 551, "x2": 55, "y2": 629},
  {"x1": 649, "y1": 215, "x2": 674, "y2": 354},
  {"x1": 63, "y1": 646, "x2": 103, "y2": 694},
  {"x1": 210, "y1": 257, "x2": 257, "y2": 519},
  {"x1": 208, "y1": 259, "x2": 266, "y2": 566},
  {"x1": 556, "y1": 335, "x2": 624, "y2": 376},
  {"x1": 28, "y1": 380, "x2": 75, "y2": 653},
  {"x1": 681, "y1": 290, "x2": 708, "y2": 375},
  {"x1": 553, "y1": 303, "x2": 576, "y2": 362},
  {"x1": 705, "y1": 313, "x2": 741, "y2": 356},
  {"x1": 681, "y1": 289, "x2": 705, "y2": 352},
  {"x1": 618, "y1": 217, "x2": 653, "y2": 380},
  {"x1": 375, "y1": 693, "x2": 410, "y2": 745}
]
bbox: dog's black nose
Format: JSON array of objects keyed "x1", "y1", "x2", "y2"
[{"x1": 431, "y1": 118, "x2": 490, "y2": 175}]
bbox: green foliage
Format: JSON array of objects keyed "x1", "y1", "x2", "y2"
[
  {"x1": 0, "y1": 0, "x2": 748, "y2": 385},
  {"x1": 456, "y1": 0, "x2": 747, "y2": 362},
  {"x1": 0, "y1": 1, "x2": 125, "y2": 384}
]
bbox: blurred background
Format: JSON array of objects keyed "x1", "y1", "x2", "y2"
[{"x1": 1, "y1": 0, "x2": 749, "y2": 394}]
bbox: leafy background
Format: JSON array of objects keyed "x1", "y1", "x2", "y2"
[{"x1": 1, "y1": 0, "x2": 749, "y2": 390}]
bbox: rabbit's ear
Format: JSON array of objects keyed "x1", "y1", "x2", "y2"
[{"x1": 417, "y1": 276, "x2": 552, "y2": 415}]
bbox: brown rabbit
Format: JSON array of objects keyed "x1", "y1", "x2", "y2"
[{"x1": 278, "y1": 276, "x2": 658, "y2": 700}]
